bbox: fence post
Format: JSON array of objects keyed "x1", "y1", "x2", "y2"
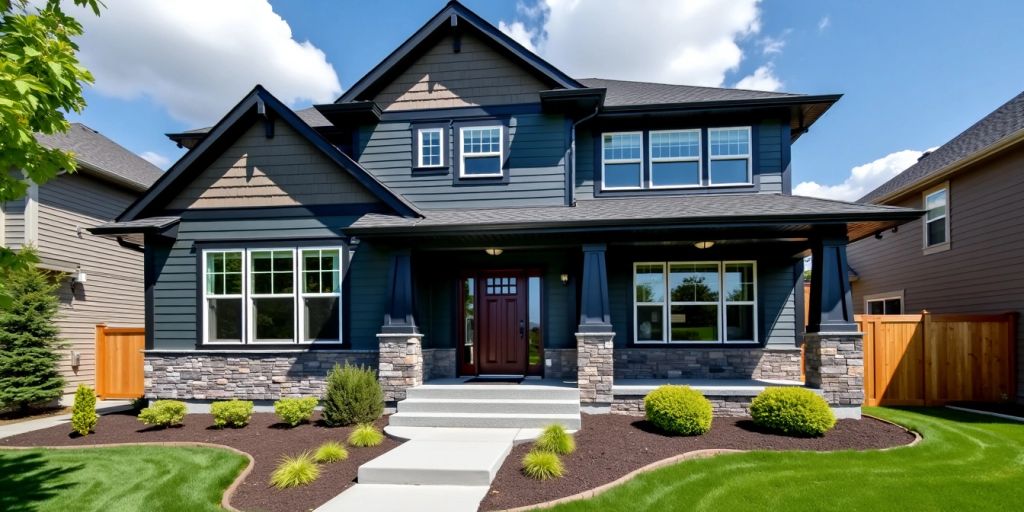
[
  {"x1": 921, "y1": 311, "x2": 932, "y2": 405},
  {"x1": 94, "y1": 324, "x2": 106, "y2": 398},
  {"x1": 1009, "y1": 312, "x2": 1019, "y2": 401}
]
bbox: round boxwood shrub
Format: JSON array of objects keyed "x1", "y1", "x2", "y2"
[
  {"x1": 750, "y1": 387, "x2": 836, "y2": 437},
  {"x1": 644, "y1": 385, "x2": 712, "y2": 436}
]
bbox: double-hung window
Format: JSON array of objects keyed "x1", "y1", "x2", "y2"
[
  {"x1": 250, "y1": 250, "x2": 296, "y2": 343},
  {"x1": 650, "y1": 130, "x2": 701, "y2": 187},
  {"x1": 634, "y1": 261, "x2": 757, "y2": 344},
  {"x1": 300, "y1": 249, "x2": 342, "y2": 342},
  {"x1": 602, "y1": 132, "x2": 643, "y2": 189},
  {"x1": 204, "y1": 251, "x2": 244, "y2": 343},
  {"x1": 708, "y1": 127, "x2": 752, "y2": 185},
  {"x1": 418, "y1": 128, "x2": 444, "y2": 168},
  {"x1": 923, "y1": 185, "x2": 949, "y2": 251},
  {"x1": 459, "y1": 126, "x2": 503, "y2": 177}
]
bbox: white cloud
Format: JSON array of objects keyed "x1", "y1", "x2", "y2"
[
  {"x1": 498, "y1": 20, "x2": 539, "y2": 54},
  {"x1": 760, "y1": 34, "x2": 786, "y2": 55},
  {"x1": 139, "y1": 151, "x2": 171, "y2": 169},
  {"x1": 818, "y1": 15, "x2": 831, "y2": 33},
  {"x1": 734, "y1": 64, "x2": 782, "y2": 91},
  {"x1": 500, "y1": 0, "x2": 763, "y2": 87},
  {"x1": 794, "y1": 149, "x2": 932, "y2": 201},
  {"x1": 71, "y1": 0, "x2": 342, "y2": 126}
]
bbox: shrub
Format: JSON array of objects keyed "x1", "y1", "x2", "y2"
[
  {"x1": 270, "y1": 452, "x2": 320, "y2": 489},
  {"x1": 70, "y1": 385, "x2": 97, "y2": 436},
  {"x1": 314, "y1": 441, "x2": 349, "y2": 463},
  {"x1": 347, "y1": 423, "x2": 384, "y2": 447},
  {"x1": 129, "y1": 397, "x2": 149, "y2": 413},
  {"x1": 644, "y1": 385, "x2": 713, "y2": 436},
  {"x1": 522, "y1": 450, "x2": 564, "y2": 480},
  {"x1": 274, "y1": 397, "x2": 318, "y2": 427},
  {"x1": 535, "y1": 424, "x2": 575, "y2": 455},
  {"x1": 322, "y1": 362, "x2": 383, "y2": 427},
  {"x1": 750, "y1": 387, "x2": 836, "y2": 437},
  {"x1": 211, "y1": 399, "x2": 253, "y2": 428},
  {"x1": 138, "y1": 400, "x2": 187, "y2": 428}
]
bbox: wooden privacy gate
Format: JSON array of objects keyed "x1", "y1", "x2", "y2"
[
  {"x1": 95, "y1": 325, "x2": 145, "y2": 399},
  {"x1": 859, "y1": 313, "x2": 1017, "y2": 406}
]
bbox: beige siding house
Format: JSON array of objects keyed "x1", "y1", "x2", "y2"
[{"x1": 1, "y1": 123, "x2": 162, "y2": 396}]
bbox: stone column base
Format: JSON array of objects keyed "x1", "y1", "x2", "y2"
[
  {"x1": 576, "y1": 332, "x2": 614, "y2": 404},
  {"x1": 804, "y1": 332, "x2": 864, "y2": 418},
  {"x1": 377, "y1": 333, "x2": 424, "y2": 402}
]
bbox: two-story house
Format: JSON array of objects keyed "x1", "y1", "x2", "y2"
[{"x1": 92, "y1": 1, "x2": 919, "y2": 420}]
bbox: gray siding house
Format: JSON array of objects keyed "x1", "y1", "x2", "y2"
[
  {"x1": 2, "y1": 123, "x2": 163, "y2": 395},
  {"x1": 849, "y1": 90, "x2": 1024, "y2": 403},
  {"x1": 94, "y1": 1, "x2": 919, "y2": 417}
]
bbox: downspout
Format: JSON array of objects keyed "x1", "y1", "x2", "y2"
[{"x1": 569, "y1": 107, "x2": 600, "y2": 207}]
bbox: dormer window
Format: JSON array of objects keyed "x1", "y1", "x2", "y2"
[
  {"x1": 602, "y1": 132, "x2": 643, "y2": 189},
  {"x1": 418, "y1": 128, "x2": 444, "y2": 168},
  {"x1": 650, "y1": 130, "x2": 701, "y2": 188},
  {"x1": 459, "y1": 126, "x2": 503, "y2": 178},
  {"x1": 708, "y1": 127, "x2": 752, "y2": 185}
]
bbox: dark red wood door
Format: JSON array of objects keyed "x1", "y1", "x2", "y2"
[{"x1": 477, "y1": 272, "x2": 527, "y2": 375}]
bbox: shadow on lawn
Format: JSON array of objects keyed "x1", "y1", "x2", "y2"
[{"x1": 0, "y1": 451, "x2": 82, "y2": 512}]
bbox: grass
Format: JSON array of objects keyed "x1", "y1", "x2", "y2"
[
  {"x1": 535, "y1": 424, "x2": 576, "y2": 455},
  {"x1": 547, "y1": 407, "x2": 1024, "y2": 511},
  {"x1": 0, "y1": 445, "x2": 247, "y2": 512},
  {"x1": 313, "y1": 441, "x2": 349, "y2": 463},
  {"x1": 270, "y1": 451, "x2": 320, "y2": 489},
  {"x1": 522, "y1": 450, "x2": 565, "y2": 480},
  {"x1": 347, "y1": 423, "x2": 384, "y2": 447}
]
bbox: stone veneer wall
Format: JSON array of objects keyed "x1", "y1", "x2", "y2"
[
  {"x1": 422, "y1": 348, "x2": 457, "y2": 380},
  {"x1": 145, "y1": 350, "x2": 378, "y2": 400},
  {"x1": 611, "y1": 395, "x2": 754, "y2": 417},
  {"x1": 577, "y1": 333, "x2": 614, "y2": 403},
  {"x1": 544, "y1": 348, "x2": 577, "y2": 380},
  {"x1": 804, "y1": 333, "x2": 864, "y2": 407},
  {"x1": 614, "y1": 347, "x2": 802, "y2": 381},
  {"x1": 377, "y1": 334, "x2": 423, "y2": 402}
]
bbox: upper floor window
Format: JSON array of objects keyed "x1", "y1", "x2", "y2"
[
  {"x1": 460, "y1": 126, "x2": 503, "y2": 178},
  {"x1": 708, "y1": 127, "x2": 752, "y2": 185},
  {"x1": 923, "y1": 184, "x2": 949, "y2": 252},
  {"x1": 650, "y1": 130, "x2": 701, "y2": 188},
  {"x1": 418, "y1": 128, "x2": 444, "y2": 168},
  {"x1": 602, "y1": 132, "x2": 643, "y2": 190},
  {"x1": 865, "y1": 293, "x2": 903, "y2": 315}
]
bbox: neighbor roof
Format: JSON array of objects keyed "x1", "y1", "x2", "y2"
[
  {"x1": 860, "y1": 90, "x2": 1024, "y2": 204},
  {"x1": 35, "y1": 123, "x2": 163, "y2": 191}
]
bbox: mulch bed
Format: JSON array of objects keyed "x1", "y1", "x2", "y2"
[
  {"x1": 0, "y1": 411, "x2": 400, "y2": 512},
  {"x1": 481, "y1": 414, "x2": 915, "y2": 511}
]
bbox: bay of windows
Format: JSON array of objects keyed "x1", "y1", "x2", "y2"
[{"x1": 601, "y1": 127, "x2": 752, "y2": 190}]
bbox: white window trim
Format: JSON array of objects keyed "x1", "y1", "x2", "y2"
[
  {"x1": 202, "y1": 249, "x2": 246, "y2": 345},
  {"x1": 601, "y1": 131, "x2": 644, "y2": 191},
  {"x1": 649, "y1": 129, "x2": 702, "y2": 189},
  {"x1": 418, "y1": 127, "x2": 445, "y2": 168},
  {"x1": 633, "y1": 262, "x2": 667, "y2": 343},
  {"x1": 922, "y1": 182, "x2": 951, "y2": 254},
  {"x1": 459, "y1": 125, "x2": 504, "y2": 178},
  {"x1": 249, "y1": 248, "x2": 298, "y2": 344},
  {"x1": 708, "y1": 126, "x2": 753, "y2": 186},
  {"x1": 668, "y1": 261, "x2": 722, "y2": 344},
  {"x1": 723, "y1": 261, "x2": 758, "y2": 344},
  {"x1": 864, "y1": 291, "x2": 905, "y2": 315},
  {"x1": 299, "y1": 247, "x2": 344, "y2": 344}
]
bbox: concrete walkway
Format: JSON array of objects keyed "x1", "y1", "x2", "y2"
[{"x1": 0, "y1": 400, "x2": 132, "y2": 440}]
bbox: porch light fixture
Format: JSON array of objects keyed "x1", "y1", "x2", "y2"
[
  {"x1": 484, "y1": 248, "x2": 504, "y2": 256},
  {"x1": 694, "y1": 241, "x2": 715, "y2": 250},
  {"x1": 560, "y1": 273, "x2": 569, "y2": 286}
]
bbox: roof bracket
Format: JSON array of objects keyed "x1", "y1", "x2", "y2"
[{"x1": 256, "y1": 98, "x2": 274, "y2": 139}]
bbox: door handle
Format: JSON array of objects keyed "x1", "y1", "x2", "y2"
[{"x1": 519, "y1": 320, "x2": 525, "y2": 339}]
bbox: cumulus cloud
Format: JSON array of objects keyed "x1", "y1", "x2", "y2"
[
  {"x1": 735, "y1": 64, "x2": 783, "y2": 91},
  {"x1": 499, "y1": 0, "x2": 762, "y2": 87},
  {"x1": 139, "y1": 151, "x2": 171, "y2": 169},
  {"x1": 70, "y1": 0, "x2": 341, "y2": 126},
  {"x1": 794, "y1": 149, "x2": 933, "y2": 201}
]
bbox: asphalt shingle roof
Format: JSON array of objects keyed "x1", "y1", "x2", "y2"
[
  {"x1": 36, "y1": 123, "x2": 163, "y2": 190},
  {"x1": 860, "y1": 90, "x2": 1024, "y2": 203},
  {"x1": 579, "y1": 78, "x2": 805, "y2": 107}
]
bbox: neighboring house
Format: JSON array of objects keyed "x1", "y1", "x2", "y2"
[
  {"x1": 849, "y1": 90, "x2": 1024, "y2": 403},
  {"x1": 93, "y1": 1, "x2": 918, "y2": 418},
  {"x1": 1, "y1": 123, "x2": 163, "y2": 396}
]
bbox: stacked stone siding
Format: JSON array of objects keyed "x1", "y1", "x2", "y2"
[
  {"x1": 577, "y1": 333, "x2": 614, "y2": 403},
  {"x1": 145, "y1": 350, "x2": 377, "y2": 400},
  {"x1": 377, "y1": 333, "x2": 424, "y2": 402},
  {"x1": 611, "y1": 395, "x2": 753, "y2": 417},
  {"x1": 614, "y1": 347, "x2": 802, "y2": 381},
  {"x1": 423, "y1": 348, "x2": 457, "y2": 380},
  {"x1": 804, "y1": 333, "x2": 864, "y2": 407},
  {"x1": 544, "y1": 348, "x2": 577, "y2": 380}
]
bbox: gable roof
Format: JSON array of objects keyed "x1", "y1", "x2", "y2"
[
  {"x1": 579, "y1": 78, "x2": 805, "y2": 107},
  {"x1": 36, "y1": 123, "x2": 163, "y2": 191},
  {"x1": 860, "y1": 90, "x2": 1024, "y2": 204},
  {"x1": 337, "y1": 0, "x2": 582, "y2": 104},
  {"x1": 118, "y1": 85, "x2": 421, "y2": 221}
]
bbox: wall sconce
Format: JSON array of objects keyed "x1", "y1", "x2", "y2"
[
  {"x1": 72, "y1": 269, "x2": 88, "y2": 284},
  {"x1": 484, "y1": 248, "x2": 503, "y2": 256},
  {"x1": 560, "y1": 273, "x2": 569, "y2": 286},
  {"x1": 694, "y1": 241, "x2": 715, "y2": 250}
]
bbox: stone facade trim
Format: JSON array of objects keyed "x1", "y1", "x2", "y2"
[
  {"x1": 804, "y1": 332, "x2": 864, "y2": 412},
  {"x1": 377, "y1": 333, "x2": 424, "y2": 402},
  {"x1": 577, "y1": 332, "x2": 614, "y2": 404}
]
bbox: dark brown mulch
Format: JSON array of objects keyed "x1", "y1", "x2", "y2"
[
  {"x1": 0, "y1": 411, "x2": 400, "y2": 512},
  {"x1": 949, "y1": 401, "x2": 1024, "y2": 419},
  {"x1": 481, "y1": 414, "x2": 915, "y2": 511}
]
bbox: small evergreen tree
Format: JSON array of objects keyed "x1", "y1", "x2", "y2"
[
  {"x1": 0, "y1": 251, "x2": 65, "y2": 411},
  {"x1": 71, "y1": 384, "x2": 97, "y2": 435},
  {"x1": 321, "y1": 363, "x2": 383, "y2": 427}
]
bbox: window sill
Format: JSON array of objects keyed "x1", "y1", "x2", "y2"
[
  {"x1": 923, "y1": 242, "x2": 951, "y2": 255},
  {"x1": 629, "y1": 342, "x2": 763, "y2": 349},
  {"x1": 192, "y1": 343, "x2": 348, "y2": 351}
]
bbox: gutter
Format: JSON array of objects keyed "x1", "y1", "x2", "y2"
[{"x1": 569, "y1": 107, "x2": 600, "y2": 206}]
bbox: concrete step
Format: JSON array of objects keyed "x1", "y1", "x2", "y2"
[
  {"x1": 388, "y1": 411, "x2": 582, "y2": 430},
  {"x1": 405, "y1": 384, "x2": 580, "y2": 401},
  {"x1": 358, "y1": 438, "x2": 512, "y2": 486},
  {"x1": 315, "y1": 483, "x2": 489, "y2": 512},
  {"x1": 397, "y1": 398, "x2": 581, "y2": 415}
]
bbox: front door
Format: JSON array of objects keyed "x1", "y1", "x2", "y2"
[{"x1": 477, "y1": 271, "x2": 527, "y2": 375}]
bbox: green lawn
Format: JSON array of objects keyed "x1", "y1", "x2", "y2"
[
  {"x1": 549, "y1": 407, "x2": 1024, "y2": 511},
  {"x1": 0, "y1": 445, "x2": 248, "y2": 512}
]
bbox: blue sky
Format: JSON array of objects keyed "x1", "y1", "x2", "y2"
[{"x1": 67, "y1": 0, "x2": 1024, "y2": 200}]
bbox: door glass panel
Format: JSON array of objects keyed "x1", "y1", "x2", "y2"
[
  {"x1": 528, "y1": 276, "x2": 541, "y2": 366},
  {"x1": 463, "y1": 278, "x2": 475, "y2": 366}
]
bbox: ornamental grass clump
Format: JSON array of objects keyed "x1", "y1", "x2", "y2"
[
  {"x1": 274, "y1": 397, "x2": 318, "y2": 427},
  {"x1": 314, "y1": 441, "x2": 349, "y2": 463},
  {"x1": 522, "y1": 450, "x2": 564, "y2": 480},
  {"x1": 347, "y1": 423, "x2": 384, "y2": 447},
  {"x1": 644, "y1": 385, "x2": 713, "y2": 436},
  {"x1": 210, "y1": 399, "x2": 253, "y2": 428},
  {"x1": 270, "y1": 452, "x2": 320, "y2": 489},
  {"x1": 535, "y1": 424, "x2": 575, "y2": 455},
  {"x1": 70, "y1": 384, "x2": 97, "y2": 436},
  {"x1": 138, "y1": 400, "x2": 187, "y2": 428},
  {"x1": 750, "y1": 386, "x2": 836, "y2": 437},
  {"x1": 322, "y1": 362, "x2": 384, "y2": 427}
]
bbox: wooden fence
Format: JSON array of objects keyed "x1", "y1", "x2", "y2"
[
  {"x1": 95, "y1": 324, "x2": 145, "y2": 399},
  {"x1": 859, "y1": 312, "x2": 1017, "y2": 406}
]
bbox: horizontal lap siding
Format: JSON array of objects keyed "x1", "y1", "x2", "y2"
[
  {"x1": 2, "y1": 196, "x2": 26, "y2": 248},
  {"x1": 848, "y1": 146, "x2": 1024, "y2": 400}
]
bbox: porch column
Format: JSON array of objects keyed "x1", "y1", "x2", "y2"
[
  {"x1": 377, "y1": 249, "x2": 423, "y2": 403},
  {"x1": 805, "y1": 235, "x2": 864, "y2": 419},
  {"x1": 576, "y1": 244, "x2": 614, "y2": 406}
]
